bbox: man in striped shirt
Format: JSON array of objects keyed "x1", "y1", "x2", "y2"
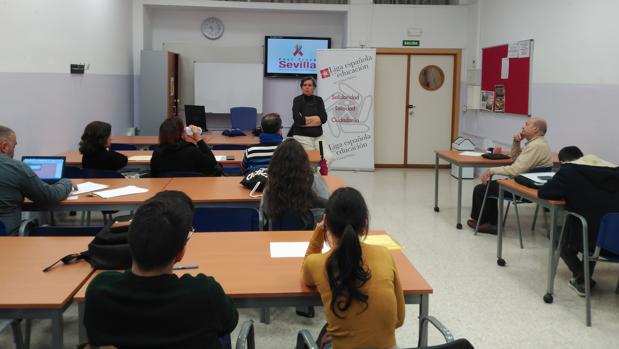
[{"x1": 241, "y1": 113, "x2": 283, "y2": 175}]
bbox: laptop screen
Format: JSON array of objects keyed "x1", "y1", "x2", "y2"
[{"x1": 22, "y1": 156, "x2": 65, "y2": 180}]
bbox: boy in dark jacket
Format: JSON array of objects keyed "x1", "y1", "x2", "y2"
[{"x1": 539, "y1": 154, "x2": 619, "y2": 296}]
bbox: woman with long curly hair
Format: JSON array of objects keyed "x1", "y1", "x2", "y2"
[
  {"x1": 79, "y1": 121, "x2": 127, "y2": 171},
  {"x1": 261, "y1": 138, "x2": 328, "y2": 228}
]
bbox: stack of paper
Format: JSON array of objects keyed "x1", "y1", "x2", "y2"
[
  {"x1": 520, "y1": 172, "x2": 556, "y2": 184},
  {"x1": 70, "y1": 182, "x2": 109, "y2": 195},
  {"x1": 459, "y1": 151, "x2": 485, "y2": 157},
  {"x1": 215, "y1": 155, "x2": 228, "y2": 161},
  {"x1": 270, "y1": 242, "x2": 330, "y2": 258},
  {"x1": 93, "y1": 186, "x2": 148, "y2": 199},
  {"x1": 363, "y1": 235, "x2": 402, "y2": 250},
  {"x1": 128, "y1": 155, "x2": 152, "y2": 161}
]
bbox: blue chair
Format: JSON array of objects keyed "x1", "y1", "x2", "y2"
[
  {"x1": 63, "y1": 165, "x2": 85, "y2": 179},
  {"x1": 193, "y1": 207, "x2": 259, "y2": 232},
  {"x1": 268, "y1": 212, "x2": 315, "y2": 231},
  {"x1": 110, "y1": 143, "x2": 138, "y2": 151},
  {"x1": 0, "y1": 221, "x2": 6, "y2": 236},
  {"x1": 158, "y1": 171, "x2": 204, "y2": 178},
  {"x1": 554, "y1": 212, "x2": 619, "y2": 326},
  {"x1": 29, "y1": 225, "x2": 103, "y2": 236},
  {"x1": 149, "y1": 144, "x2": 158, "y2": 151},
  {"x1": 230, "y1": 107, "x2": 258, "y2": 131},
  {"x1": 475, "y1": 167, "x2": 553, "y2": 248}
]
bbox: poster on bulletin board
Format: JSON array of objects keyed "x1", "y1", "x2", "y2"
[{"x1": 481, "y1": 39, "x2": 533, "y2": 116}]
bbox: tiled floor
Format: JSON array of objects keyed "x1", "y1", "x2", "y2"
[{"x1": 1, "y1": 169, "x2": 618, "y2": 348}]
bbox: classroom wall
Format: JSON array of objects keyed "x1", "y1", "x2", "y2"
[
  {"x1": 0, "y1": 0, "x2": 133, "y2": 158},
  {"x1": 461, "y1": 0, "x2": 619, "y2": 163}
]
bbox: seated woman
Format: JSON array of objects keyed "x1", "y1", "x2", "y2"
[
  {"x1": 261, "y1": 138, "x2": 328, "y2": 229},
  {"x1": 302, "y1": 187, "x2": 405, "y2": 349},
  {"x1": 79, "y1": 121, "x2": 128, "y2": 171},
  {"x1": 150, "y1": 116, "x2": 222, "y2": 177}
]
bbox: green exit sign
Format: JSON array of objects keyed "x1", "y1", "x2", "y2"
[{"x1": 402, "y1": 40, "x2": 420, "y2": 47}]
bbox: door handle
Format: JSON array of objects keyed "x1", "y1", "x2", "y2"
[{"x1": 408, "y1": 105, "x2": 416, "y2": 109}]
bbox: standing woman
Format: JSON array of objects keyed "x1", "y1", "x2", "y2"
[
  {"x1": 302, "y1": 187, "x2": 404, "y2": 349},
  {"x1": 291, "y1": 76, "x2": 333, "y2": 163},
  {"x1": 79, "y1": 121, "x2": 128, "y2": 171}
]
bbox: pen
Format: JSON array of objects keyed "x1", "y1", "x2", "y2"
[{"x1": 173, "y1": 264, "x2": 199, "y2": 270}]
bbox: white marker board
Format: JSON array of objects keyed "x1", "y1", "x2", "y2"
[{"x1": 194, "y1": 62, "x2": 263, "y2": 113}]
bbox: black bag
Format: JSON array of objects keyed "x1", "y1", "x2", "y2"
[
  {"x1": 43, "y1": 222, "x2": 132, "y2": 272},
  {"x1": 240, "y1": 168, "x2": 268, "y2": 192},
  {"x1": 481, "y1": 153, "x2": 511, "y2": 160},
  {"x1": 515, "y1": 174, "x2": 544, "y2": 189}
]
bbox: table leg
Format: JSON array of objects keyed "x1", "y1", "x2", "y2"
[
  {"x1": 456, "y1": 166, "x2": 463, "y2": 229},
  {"x1": 51, "y1": 310, "x2": 63, "y2": 349},
  {"x1": 497, "y1": 186, "x2": 506, "y2": 267},
  {"x1": 78, "y1": 302, "x2": 87, "y2": 344},
  {"x1": 433, "y1": 154, "x2": 440, "y2": 213},
  {"x1": 543, "y1": 207, "x2": 558, "y2": 304},
  {"x1": 417, "y1": 295, "x2": 429, "y2": 348}
]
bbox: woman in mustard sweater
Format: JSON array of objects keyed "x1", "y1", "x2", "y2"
[{"x1": 302, "y1": 187, "x2": 405, "y2": 349}]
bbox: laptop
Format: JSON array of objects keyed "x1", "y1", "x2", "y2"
[
  {"x1": 22, "y1": 156, "x2": 66, "y2": 184},
  {"x1": 184, "y1": 105, "x2": 208, "y2": 132}
]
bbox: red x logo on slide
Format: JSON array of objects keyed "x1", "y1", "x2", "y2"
[{"x1": 293, "y1": 44, "x2": 303, "y2": 56}]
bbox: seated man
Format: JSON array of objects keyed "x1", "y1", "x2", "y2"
[
  {"x1": 84, "y1": 191, "x2": 239, "y2": 348},
  {"x1": 539, "y1": 152, "x2": 619, "y2": 296},
  {"x1": 557, "y1": 145, "x2": 583, "y2": 164},
  {"x1": 0, "y1": 125, "x2": 72, "y2": 234},
  {"x1": 468, "y1": 117, "x2": 553, "y2": 234},
  {"x1": 240, "y1": 113, "x2": 283, "y2": 175}
]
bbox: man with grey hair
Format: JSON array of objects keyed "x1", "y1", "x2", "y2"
[
  {"x1": 468, "y1": 117, "x2": 554, "y2": 234},
  {"x1": 0, "y1": 125, "x2": 72, "y2": 234}
]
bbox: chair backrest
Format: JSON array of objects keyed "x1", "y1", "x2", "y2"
[
  {"x1": 230, "y1": 107, "x2": 258, "y2": 131},
  {"x1": 0, "y1": 221, "x2": 7, "y2": 236},
  {"x1": 212, "y1": 144, "x2": 247, "y2": 150},
  {"x1": 158, "y1": 171, "x2": 204, "y2": 178},
  {"x1": 30, "y1": 225, "x2": 103, "y2": 236},
  {"x1": 63, "y1": 165, "x2": 85, "y2": 179},
  {"x1": 83, "y1": 169, "x2": 124, "y2": 178},
  {"x1": 596, "y1": 213, "x2": 619, "y2": 255},
  {"x1": 193, "y1": 207, "x2": 259, "y2": 232},
  {"x1": 110, "y1": 143, "x2": 138, "y2": 151}
]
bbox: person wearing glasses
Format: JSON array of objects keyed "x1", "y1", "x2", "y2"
[{"x1": 84, "y1": 191, "x2": 238, "y2": 348}]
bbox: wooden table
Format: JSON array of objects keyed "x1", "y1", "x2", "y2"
[
  {"x1": 496, "y1": 179, "x2": 565, "y2": 304},
  {"x1": 433, "y1": 150, "x2": 514, "y2": 229},
  {"x1": 74, "y1": 231, "x2": 433, "y2": 346},
  {"x1": 110, "y1": 132, "x2": 260, "y2": 147},
  {"x1": 60, "y1": 149, "x2": 321, "y2": 168},
  {"x1": 0, "y1": 237, "x2": 94, "y2": 349}
]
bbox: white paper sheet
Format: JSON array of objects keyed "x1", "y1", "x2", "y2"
[
  {"x1": 128, "y1": 155, "x2": 152, "y2": 161},
  {"x1": 270, "y1": 242, "x2": 330, "y2": 258},
  {"x1": 93, "y1": 186, "x2": 148, "y2": 199},
  {"x1": 70, "y1": 182, "x2": 109, "y2": 195},
  {"x1": 508, "y1": 43, "x2": 519, "y2": 58},
  {"x1": 501, "y1": 58, "x2": 510, "y2": 79},
  {"x1": 517, "y1": 40, "x2": 531, "y2": 58},
  {"x1": 215, "y1": 155, "x2": 227, "y2": 161},
  {"x1": 459, "y1": 151, "x2": 485, "y2": 157},
  {"x1": 520, "y1": 172, "x2": 555, "y2": 184}
]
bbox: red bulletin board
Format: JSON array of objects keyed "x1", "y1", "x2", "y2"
[{"x1": 481, "y1": 40, "x2": 533, "y2": 116}]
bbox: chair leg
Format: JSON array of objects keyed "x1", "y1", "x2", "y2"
[
  {"x1": 531, "y1": 204, "x2": 540, "y2": 231},
  {"x1": 502, "y1": 201, "x2": 511, "y2": 227},
  {"x1": 25, "y1": 319, "x2": 31, "y2": 349},
  {"x1": 260, "y1": 307, "x2": 270, "y2": 324},
  {"x1": 582, "y1": 228, "x2": 592, "y2": 326},
  {"x1": 10, "y1": 320, "x2": 24, "y2": 349},
  {"x1": 475, "y1": 181, "x2": 492, "y2": 235},
  {"x1": 513, "y1": 200, "x2": 524, "y2": 249}
]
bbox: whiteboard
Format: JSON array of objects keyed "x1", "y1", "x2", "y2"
[{"x1": 194, "y1": 62, "x2": 263, "y2": 113}]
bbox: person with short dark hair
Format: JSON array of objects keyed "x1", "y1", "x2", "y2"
[
  {"x1": 79, "y1": 121, "x2": 128, "y2": 171},
  {"x1": 302, "y1": 187, "x2": 405, "y2": 349},
  {"x1": 150, "y1": 116, "x2": 222, "y2": 177},
  {"x1": 291, "y1": 76, "x2": 333, "y2": 164},
  {"x1": 84, "y1": 190, "x2": 239, "y2": 348},
  {"x1": 539, "y1": 154, "x2": 619, "y2": 296},
  {"x1": 0, "y1": 125, "x2": 72, "y2": 234},
  {"x1": 240, "y1": 113, "x2": 283, "y2": 175},
  {"x1": 558, "y1": 145, "x2": 583, "y2": 163}
]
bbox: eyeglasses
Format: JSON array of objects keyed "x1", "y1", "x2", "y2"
[{"x1": 187, "y1": 226, "x2": 195, "y2": 242}]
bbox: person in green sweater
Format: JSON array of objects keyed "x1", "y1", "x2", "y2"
[{"x1": 84, "y1": 191, "x2": 238, "y2": 349}]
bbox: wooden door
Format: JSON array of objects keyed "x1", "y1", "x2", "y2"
[
  {"x1": 406, "y1": 55, "x2": 454, "y2": 165},
  {"x1": 167, "y1": 52, "x2": 179, "y2": 117}
]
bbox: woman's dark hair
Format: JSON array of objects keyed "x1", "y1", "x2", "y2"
[
  {"x1": 158, "y1": 116, "x2": 184, "y2": 146},
  {"x1": 79, "y1": 121, "x2": 112, "y2": 155},
  {"x1": 324, "y1": 187, "x2": 371, "y2": 318},
  {"x1": 266, "y1": 139, "x2": 317, "y2": 218},
  {"x1": 558, "y1": 146, "x2": 583, "y2": 162},
  {"x1": 300, "y1": 76, "x2": 316, "y2": 87}
]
